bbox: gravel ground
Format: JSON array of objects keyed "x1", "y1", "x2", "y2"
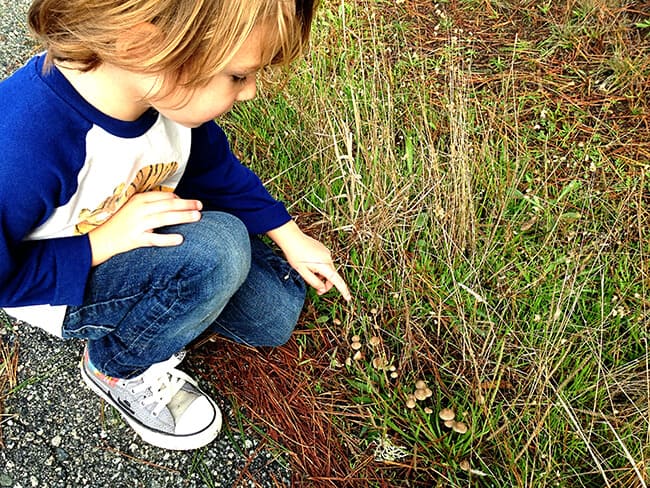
[
  {"x1": 0, "y1": 0, "x2": 34, "y2": 79},
  {"x1": 1, "y1": 323, "x2": 290, "y2": 488},
  {"x1": 0, "y1": 2, "x2": 290, "y2": 486}
]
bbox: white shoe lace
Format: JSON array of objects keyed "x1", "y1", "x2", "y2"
[{"x1": 126, "y1": 352, "x2": 192, "y2": 417}]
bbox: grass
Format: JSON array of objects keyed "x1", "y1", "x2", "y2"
[{"x1": 194, "y1": 0, "x2": 649, "y2": 486}]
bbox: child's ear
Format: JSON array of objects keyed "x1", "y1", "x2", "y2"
[{"x1": 115, "y1": 22, "x2": 162, "y2": 61}]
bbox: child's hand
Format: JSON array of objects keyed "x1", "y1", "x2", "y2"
[
  {"x1": 267, "y1": 221, "x2": 351, "y2": 302},
  {"x1": 88, "y1": 191, "x2": 202, "y2": 266}
]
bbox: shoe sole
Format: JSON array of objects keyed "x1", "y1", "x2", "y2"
[{"x1": 80, "y1": 358, "x2": 222, "y2": 450}]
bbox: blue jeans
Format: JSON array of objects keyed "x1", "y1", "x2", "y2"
[{"x1": 62, "y1": 211, "x2": 306, "y2": 378}]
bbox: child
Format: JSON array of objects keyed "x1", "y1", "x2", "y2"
[{"x1": 0, "y1": 0, "x2": 351, "y2": 451}]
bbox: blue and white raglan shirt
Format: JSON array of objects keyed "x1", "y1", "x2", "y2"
[{"x1": 0, "y1": 54, "x2": 292, "y2": 337}]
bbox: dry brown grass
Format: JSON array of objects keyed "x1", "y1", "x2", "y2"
[
  {"x1": 192, "y1": 307, "x2": 437, "y2": 487},
  {"x1": 0, "y1": 334, "x2": 19, "y2": 448}
]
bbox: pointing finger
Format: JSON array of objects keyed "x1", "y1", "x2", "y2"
[{"x1": 302, "y1": 262, "x2": 351, "y2": 302}]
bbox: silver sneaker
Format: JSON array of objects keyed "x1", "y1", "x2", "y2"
[{"x1": 80, "y1": 348, "x2": 222, "y2": 450}]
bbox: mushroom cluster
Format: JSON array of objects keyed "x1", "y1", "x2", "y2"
[
  {"x1": 345, "y1": 334, "x2": 363, "y2": 363},
  {"x1": 346, "y1": 333, "x2": 396, "y2": 375},
  {"x1": 405, "y1": 379, "x2": 433, "y2": 409},
  {"x1": 438, "y1": 407, "x2": 468, "y2": 434}
]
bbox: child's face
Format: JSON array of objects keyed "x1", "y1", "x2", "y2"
[{"x1": 147, "y1": 27, "x2": 265, "y2": 128}]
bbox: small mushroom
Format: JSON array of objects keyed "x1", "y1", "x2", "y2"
[
  {"x1": 424, "y1": 388, "x2": 433, "y2": 398},
  {"x1": 444, "y1": 419, "x2": 455, "y2": 428},
  {"x1": 459, "y1": 460, "x2": 470, "y2": 471},
  {"x1": 406, "y1": 398, "x2": 416, "y2": 409},
  {"x1": 369, "y1": 336, "x2": 381, "y2": 346},
  {"x1": 424, "y1": 407, "x2": 433, "y2": 414},
  {"x1": 438, "y1": 408, "x2": 455, "y2": 421},
  {"x1": 415, "y1": 380, "x2": 427, "y2": 390},
  {"x1": 372, "y1": 357, "x2": 386, "y2": 369},
  {"x1": 351, "y1": 341, "x2": 362, "y2": 351},
  {"x1": 352, "y1": 350, "x2": 362, "y2": 361},
  {"x1": 351, "y1": 335, "x2": 361, "y2": 343},
  {"x1": 414, "y1": 389, "x2": 428, "y2": 401},
  {"x1": 390, "y1": 372, "x2": 398, "y2": 379},
  {"x1": 452, "y1": 421, "x2": 468, "y2": 434}
]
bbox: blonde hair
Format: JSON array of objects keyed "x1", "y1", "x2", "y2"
[{"x1": 28, "y1": 0, "x2": 317, "y2": 88}]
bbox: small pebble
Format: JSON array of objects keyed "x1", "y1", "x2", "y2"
[{"x1": 0, "y1": 473, "x2": 14, "y2": 488}]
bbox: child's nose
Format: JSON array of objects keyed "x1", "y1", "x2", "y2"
[{"x1": 236, "y1": 78, "x2": 257, "y2": 102}]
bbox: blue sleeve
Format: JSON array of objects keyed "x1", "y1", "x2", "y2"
[
  {"x1": 0, "y1": 234, "x2": 92, "y2": 307},
  {"x1": 0, "y1": 60, "x2": 93, "y2": 307},
  {"x1": 0, "y1": 162, "x2": 93, "y2": 307},
  {"x1": 175, "y1": 122, "x2": 292, "y2": 234}
]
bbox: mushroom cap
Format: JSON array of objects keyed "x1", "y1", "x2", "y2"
[
  {"x1": 415, "y1": 380, "x2": 427, "y2": 390},
  {"x1": 452, "y1": 421, "x2": 468, "y2": 434},
  {"x1": 414, "y1": 389, "x2": 428, "y2": 401},
  {"x1": 369, "y1": 336, "x2": 381, "y2": 346},
  {"x1": 444, "y1": 419, "x2": 455, "y2": 428},
  {"x1": 372, "y1": 357, "x2": 385, "y2": 369},
  {"x1": 406, "y1": 398, "x2": 416, "y2": 409},
  {"x1": 351, "y1": 335, "x2": 361, "y2": 343},
  {"x1": 438, "y1": 408, "x2": 455, "y2": 421},
  {"x1": 351, "y1": 341, "x2": 362, "y2": 350}
]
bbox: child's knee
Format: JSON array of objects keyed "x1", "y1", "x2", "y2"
[{"x1": 169, "y1": 212, "x2": 251, "y2": 295}]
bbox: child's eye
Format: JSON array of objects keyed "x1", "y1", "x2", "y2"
[{"x1": 231, "y1": 75, "x2": 247, "y2": 84}]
